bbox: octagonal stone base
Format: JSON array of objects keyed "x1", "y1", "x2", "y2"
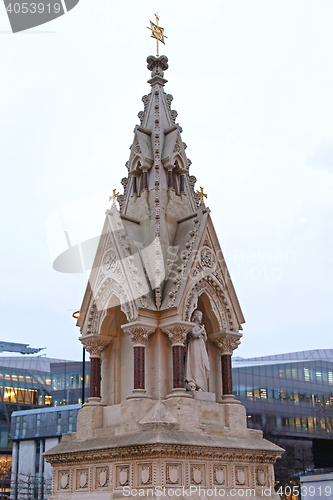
[{"x1": 44, "y1": 398, "x2": 283, "y2": 500}]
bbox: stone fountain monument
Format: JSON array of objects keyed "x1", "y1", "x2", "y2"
[{"x1": 44, "y1": 54, "x2": 283, "y2": 499}]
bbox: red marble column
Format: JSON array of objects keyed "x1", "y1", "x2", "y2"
[
  {"x1": 168, "y1": 170, "x2": 173, "y2": 189},
  {"x1": 172, "y1": 345, "x2": 185, "y2": 389},
  {"x1": 221, "y1": 354, "x2": 233, "y2": 395},
  {"x1": 132, "y1": 176, "x2": 137, "y2": 195},
  {"x1": 134, "y1": 346, "x2": 145, "y2": 390},
  {"x1": 90, "y1": 357, "x2": 101, "y2": 399},
  {"x1": 142, "y1": 171, "x2": 148, "y2": 190},
  {"x1": 180, "y1": 174, "x2": 185, "y2": 193}
]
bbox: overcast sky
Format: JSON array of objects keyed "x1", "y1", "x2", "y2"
[{"x1": 0, "y1": 0, "x2": 332, "y2": 361}]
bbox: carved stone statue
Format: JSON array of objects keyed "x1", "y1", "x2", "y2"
[{"x1": 185, "y1": 310, "x2": 210, "y2": 391}]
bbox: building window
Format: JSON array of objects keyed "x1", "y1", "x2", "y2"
[
  {"x1": 36, "y1": 413, "x2": 41, "y2": 435},
  {"x1": 4, "y1": 387, "x2": 16, "y2": 403},
  {"x1": 45, "y1": 396, "x2": 52, "y2": 406},
  {"x1": 35, "y1": 440, "x2": 41, "y2": 499},
  {"x1": 0, "y1": 430, "x2": 8, "y2": 447},
  {"x1": 15, "y1": 416, "x2": 20, "y2": 439},
  {"x1": 68, "y1": 410, "x2": 73, "y2": 433},
  {"x1": 304, "y1": 368, "x2": 310, "y2": 381},
  {"x1": 22, "y1": 416, "x2": 27, "y2": 438},
  {"x1": 56, "y1": 412, "x2": 61, "y2": 434},
  {"x1": 260, "y1": 389, "x2": 267, "y2": 399}
]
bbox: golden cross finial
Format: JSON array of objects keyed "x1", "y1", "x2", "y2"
[
  {"x1": 147, "y1": 12, "x2": 167, "y2": 58},
  {"x1": 196, "y1": 187, "x2": 208, "y2": 204},
  {"x1": 109, "y1": 189, "x2": 120, "y2": 205}
]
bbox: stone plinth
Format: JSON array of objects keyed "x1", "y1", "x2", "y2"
[{"x1": 44, "y1": 398, "x2": 283, "y2": 499}]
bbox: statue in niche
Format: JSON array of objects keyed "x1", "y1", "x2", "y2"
[{"x1": 185, "y1": 310, "x2": 210, "y2": 391}]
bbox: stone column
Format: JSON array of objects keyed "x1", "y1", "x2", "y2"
[
  {"x1": 168, "y1": 169, "x2": 174, "y2": 190},
  {"x1": 80, "y1": 334, "x2": 111, "y2": 405},
  {"x1": 211, "y1": 331, "x2": 242, "y2": 403},
  {"x1": 180, "y1": 174, "x2": 185, "y2": 194},
  {"x1": 132, "y1": 175, "x2": 137, "y2": 195},
  {"x1": 163, "y1": 324, "x2": 193, "y2": 398},
  {"x1": 122, "y1": 326, "x2": 154, "y2": 398},
  {"x1": 142, "y1": 170, "x2": 148, "y2": 190}
]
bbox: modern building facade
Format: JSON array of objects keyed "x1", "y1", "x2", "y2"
[
  {"x1": 10, "y1": 405, "x2": 81, "y2": 500},
  {"x1": 0, "y1": 355, "x2": 89, "y2": 497},
  {"x1": 232, "y1": 349, "x2": 333, "y2": 481},
  {"x1": 51, "y1": 361, "x2": 90, "y2": 407},
  {"x1": 233, "y1": 349, "x2": 333, "y2": 437}
]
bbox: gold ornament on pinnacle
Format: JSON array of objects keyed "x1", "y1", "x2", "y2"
[
  {"x1": 147, "y1": 12, "x2": 167, "y2": 58},
  {"x1": 196, "y1": 187, "x2": 208, "y2": 204},
  {"x1": 109, "y1": 189, "x2": 120, "y2": 205}
]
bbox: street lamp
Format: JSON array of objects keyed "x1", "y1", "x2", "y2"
[{"x1": 72, "y1": 311, "x2": 85, "y2": 405}]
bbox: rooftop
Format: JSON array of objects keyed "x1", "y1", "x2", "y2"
[
  {"x1": 232, "y1": 349, "x2": 333, "y2": 368},
  {"x1": 0, "y1": 356, "x2": 73, "y2": 372}
]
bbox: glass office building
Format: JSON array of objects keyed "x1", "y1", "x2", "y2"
[
  {"x1": 10, "y1": 405, "x2": 81, "y2": 500},
  {"x1": 233, "y1": 349, "x2": 333, "y2": 484},
  {"x1": 233, "y1": 349, "x2": 333, "y2": 437},
  {"x1": 0, "y1": 356, "x2": 89, "y2": 497},
  {"x1": 51, "y1": 361, "x2": 90, "y2": 407}
]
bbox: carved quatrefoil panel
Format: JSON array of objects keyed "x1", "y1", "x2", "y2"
[
  {"x1": 166, "y1": 463, "x2": 181, "y2": 485},
  {"x1": 256, "y1": 468, "x2": 267, "y2": 486},
  {"x1": 76, "y1": 468, "x2": 89, "y2": 490},
  {"x1": 213, "y1": 465, "x2": 227, "y2": 486},
  {"x1": 200, "y1": 247, "x2": 216, "y2": 270},
  {"x1": 96, "y1": 467, "x2": 109, "y2": 488},
  {"x1": 235, "y1": 466, "x2": 248, "y2": 486},
  {"x1": 190, "y1": 464, "x2": 205, "y2": 486},
  {"x1": 116, "y1": 465, "x2": 130, "y2": 488},
  {"x1": 103, "y1": 250, "x2": 117, "y2": 273},
  {"x1": 58, "y1": 470, "x2": 70, "y2": 491},
  {"x1": 139, "y1": 463, "x2": 153, "y2": 486}
]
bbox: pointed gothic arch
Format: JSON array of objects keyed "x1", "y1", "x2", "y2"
[
  {"x1": 84, "y1": 277, "x2": 136, "y2": 337},
  {"x1": 182, "y1": 277, "x2": 234, "y2": 332}
]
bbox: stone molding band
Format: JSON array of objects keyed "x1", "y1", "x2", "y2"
[{"x1": 45, "y1": 443, "x2": 282, "y2": 467}]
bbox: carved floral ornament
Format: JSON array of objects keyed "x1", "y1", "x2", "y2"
[
  {"x1": 80, "y1": 335, "x2": 111, "y2": 358},
  {"x1": 163, "y1": 324, "x2": 193, "y2": 346},
  {"x1": 103, "y1": 250, "x2": 117, "y2": 272},
  {"x1": 212, "y1": 332, "x2": 242, "y2": 356},
  {"x1": 123, "y1": 326, "x2": 155, "y2": 347},
  {"x1": 200, "y1": 247, "x2": 215, "y2": 270}
]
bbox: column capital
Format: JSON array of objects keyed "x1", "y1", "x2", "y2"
[
  {"x1": 210, "y1": 330, "x2": 242, "y2": 355},
  {"x1": 162, "y1": 322, "x2": 194, "y2": 346},
  {"x1": 80, "y1": 334, "x2": 111, "y2": 358},
  {"x1": 122, "y1": 323, "x2": 155, "y2": 347}
]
